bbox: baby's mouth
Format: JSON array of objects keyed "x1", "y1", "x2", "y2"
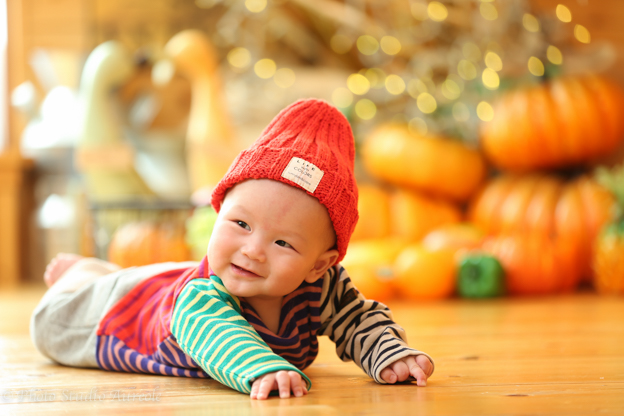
[{"x1": 231, "y1": 263, "x2": 262, "y2": 278}]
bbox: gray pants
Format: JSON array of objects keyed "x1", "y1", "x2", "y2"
[{"x1": 30, "y1": 259, "x2": 198, "y2": 368}]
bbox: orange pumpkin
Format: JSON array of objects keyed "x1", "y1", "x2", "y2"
[
  {"x1": 469, "y1": 174, "x2": 614, "y2": 282},
  {"x1": 593, "y1": 224, "x2": 624, "y2": 295},
  {"x1": 390, "y1": 188, "x2": 462, "y2": 242},
  {"x1": 481, "y1": 233, "x2": 581, "y2": 295},
  {"x1": 342, "y1": 238, "x2": 409, "y2": 302},
  {"x1": 108, "y1": 220, "x2": 191, "y2": 268},
  {"x1": 393, "y1": 244, "x2": 456, "y2": 300},
  {"x1": 351, "y1": 184, "x2": 392, "y2": 241},
  {"x1": 480, "y1": 75, "x2": 624, "y2": 171},
  {"x1": 362, "y1": 123, "x2": 487, "y2": 202}
]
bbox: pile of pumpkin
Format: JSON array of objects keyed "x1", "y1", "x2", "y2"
[{"x1": 345, "y1": 74, "x2": 624, "y2": 301}]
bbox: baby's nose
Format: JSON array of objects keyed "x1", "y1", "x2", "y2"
[{"x1": 241, "y1": 240, "x2": 267, "y2": 263}]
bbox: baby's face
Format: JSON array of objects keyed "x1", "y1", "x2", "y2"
[{"x1": 207, "y1": 179, "x2": 338, "y2": 302}]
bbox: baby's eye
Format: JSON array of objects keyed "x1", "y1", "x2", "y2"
[
  {"x1": 236, "y1": 221, "x2": 251, "y2": 231},
  {"x1": 275, "y1": 240, "x2": 293, "y2": 249}
]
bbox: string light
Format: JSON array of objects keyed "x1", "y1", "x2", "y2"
[
  {"x1": 410, "y1": 3, "x2": 428, "y2": 21},
  {"x1": 522, "y1": 13, "x2": 540, "y2": 32},
  {"x1": 441, "y1": 79, "x2": 461, "y2": 100},
  {"x1": 458, "y1": 60, "x2": 477, "y2": 80},
  {"x1": 380, "y1": 36, "x2": 402, "y2": 55},
  {"x1": 427, "y1": 2, "x2": 448, "y2": 22},
  {"x1": 484, "y1": 51, "x2": 503, "y2": 71},
  {"x1": 574, "y1": 25, "x2": 591, "y2": 43},
  {"x1": 547, "y1": 45, "x2": 563, "y2": 65},
  {"x1": 408, "y1": 79, "x2": 428, "y2": 99},
  {"x1": 482, "y1": 68, "x2": 500, "y2": 90},
  {"x1": 357, "y1": 35, "x2": 379, "y2": 55},
  {"x1": 254, "y1": 58, "x2": 276, "y2": 78},
  {"x1": 463, "y1": 42, "x2": 481, "y2": 62},
  {"x1": 330, "y1": 34, "x2": 353, "y2": 54},
  {"x1": 417, "y1": 93, "x2": 437, "y2": 114},
  {"x1": 556, "y1": 4, "x2": 572, "y2": 22},
  {"x1": 480, "y1": 2, "x2": 498, "y2": 20},
  {"x1": 355, "y1": 99, "x2": 377, "y2": 120},
  {"x1": 365, "y1": 68, "x2": 387, "y2": 89},
  {"x1": 347, "y1": 73, "x2": 371, "y2": 95},
  {"x1": 227, "y1": 47, "x2": 251, "y2": 69},
  {"x1": 245, "y1": 0, "x2": 266, "y2": 13},
  {"x1": 385, "y1": 74, "x2": 406, "y2": 95},
  {"x1": 528, "y1": 56, "x2": 545, "y2": 76},
  {"x1": 477, "y1": 101, "x2": 494, "y2": 121}
]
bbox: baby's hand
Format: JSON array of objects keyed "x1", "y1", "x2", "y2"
[
  {"x1": 380, "y1": 355, "x2": 433, "y2": 386},
  {"x1": 250, "y1": 370, "x2": 308, "y2": 400}
]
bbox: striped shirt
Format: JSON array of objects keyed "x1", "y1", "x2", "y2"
[{"x1": 96, "y1": 256, "x2": 433, "y2": 393}]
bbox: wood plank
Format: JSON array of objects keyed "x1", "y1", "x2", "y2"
[{"x1": 1, "y1": 286, "x2": 624, "y2": 415}]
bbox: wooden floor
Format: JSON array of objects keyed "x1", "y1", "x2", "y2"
[{"x1": 1, "y1": 284, "x2": 623, "y2": 415}]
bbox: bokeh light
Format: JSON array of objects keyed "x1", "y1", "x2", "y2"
[
  {"x1": 574, "y1": 25, "x2": 591, "y2": 43},
  {"x1": 332, "y1": 87, "x2": 353, "y2": 108},
  {"x1": 417, "y1": 92, "x2": 437, "y2": 114},
  {"x1": 355, "y1": 99, "x2": 377, "y2": 120},
  {"x1": 274, "y1": 68, "x2": 295, "y2": 88},
  {"x1": 380, "y1": 36, "x2": 402, "y2": 55},
  {"x1": 452, "y1": 102, "x2": 470, "y2": 122},
  {"x1": 458, "y1": 60, "x2": 477, "y2": 80},
  {"x1": 365, "y1": 68, "x2": 387, "y2": 89},
  {"x1": 547, "y1": 45, "x2": 563, "y2": 65},
  {"x1": 227, "y1": 47, "x2": 251, "y2": 69},
  {"x1": 480, "y1": 3, "x2": 498, "y2": 20},
  {"x1": 410, "y1": 2, "x2": 428, "y2": 20},
  {"x1": 330, "y1": 34, "x2": 353, "y2": 54},
  {"x1": 528, "y1": 56, "x2": 545, "y2": 76},
  {"x1": 245, "y1": 0, "x2": 266, "y2": 13},
  {"x1": 477, "y1": 101, "x2": 494, "y2": 121},
  {"x1": 522, "y1": 13, "x2": 540, "y2": 32},
  {"x1": 357, "y1": 35, "x2": 380, "y2": 55},
  {"x1": 347, "y1": 73, "x2": 371, "y2": 95},
  {"x1": 441, "y1": 78, "x2": 461, "y2": 100},
  {"x1": 482, "y1": 68, "x2": 500, "y2": 90},
  {"x1": 254, "y1": 58, "x2": 276, "y2": 78},
  {"x1": 408, "y1": 79, "x2": 428, "y2": 98},
  {"x1": 484, "y1": 51, "x2": 503, "y2": 71},
  {"x1": 463, "y1": 42, "x2": 481, "y2": 62},
  {"x1": 408, "y1": 117, "x2": 428, "y2": 135},
  {"x1": 385, "y1": 74, "x2": 406, "y2": 95},
  {"x1": 556, "y1": 4, "x2": 572, "y2": 22},
  {"x1": 427, "y1": 1, "x2": 448, "y2": 22}
]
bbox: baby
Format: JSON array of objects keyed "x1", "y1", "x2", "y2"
[{"x1": 31, "y1": 99, "x2": 434, "y2": 400}]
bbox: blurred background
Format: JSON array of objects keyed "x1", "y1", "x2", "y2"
[{"x1": 2, "y1": 0, "x2": 624, "y2": 300}]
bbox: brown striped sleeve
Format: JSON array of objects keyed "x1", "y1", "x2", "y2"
[{"x1": 317, "y1": 265, "x2": 435, "y2": 383}]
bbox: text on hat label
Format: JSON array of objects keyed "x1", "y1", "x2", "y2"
[{"x1": 281, "y1": 157, "x2": 324, "y2": 193}]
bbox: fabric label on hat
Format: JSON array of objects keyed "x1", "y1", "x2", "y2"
[{"x1": 281, "y1": 157, "x2": 324, "y2": 193}]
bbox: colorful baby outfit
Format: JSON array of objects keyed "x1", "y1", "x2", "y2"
[{"x1": 31, "y1": 256, "x2": 433, "y2": 394}]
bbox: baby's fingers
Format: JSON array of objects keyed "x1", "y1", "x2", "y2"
[
  {"x1": 406, "y1": 356, "x2": 429, "y2": 387},
  {"x1": 276, "y1": 371, "x2": 292, "y2": 399},
  {"x1": 289, "y1": 371, "x2": 306, "y2": 397},
  {"x1": 254, "y1": 375, "x2": 277, "y2": 400}
]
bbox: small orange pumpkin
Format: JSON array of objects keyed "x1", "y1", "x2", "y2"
[
  {"x1": 108, "y1": 220, "x2": 191, "y2": 268},
  {"x1": 481, "y1": 233, "x2": 582, "y2": 295}
]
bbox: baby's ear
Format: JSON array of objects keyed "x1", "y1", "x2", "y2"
[{"x1": 305, "y1": 249, "x2": 339, "y2": 283}]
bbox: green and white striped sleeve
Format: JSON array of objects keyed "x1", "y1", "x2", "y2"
[{"x1": 170, "y1": 276, "x2": 311, "y2": 394}]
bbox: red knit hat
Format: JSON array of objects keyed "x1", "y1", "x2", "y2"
[{"x1": 211, "y1": 98, "x2": 359, "y2": 263}]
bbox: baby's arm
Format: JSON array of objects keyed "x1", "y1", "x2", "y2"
[
  {"x1": 171, "y1": 277, "x2": 311, "y2": 396},
  {"x1": 318, "y1": 266, "x2": 435, "y2": 384}
]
